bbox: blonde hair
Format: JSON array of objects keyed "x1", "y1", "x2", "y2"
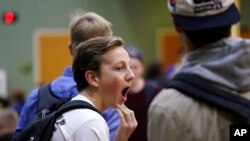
[{"x1": 70, "y1": 10, "x2": 112, "y2": 52}]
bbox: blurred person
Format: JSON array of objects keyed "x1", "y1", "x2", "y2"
[
  {"x1": 0, "y1": 108, "x2": 18, "y2": 141},
  {"x1": 15, "y1": 10, "x2": 120, "y2": 141},
  {"x1": 52, "y1": 36, "x2": 137, "y2": 141},
  {"x1": 148, "y1": 0, "x2": 250, "y2": 141},
  {"x1": 0, "y1": 97, "x2": 9, "y2": 109},
  {"x1": 145, "y1": 60, "x2": 169, "y2": 88},
  {"x1": 9, "y1": 88, "x2": 26, "y2": 115},
  {"x1": 165, "y1": 46, "x2": 185, "y2": 79},
  {"x1": 124, "y1": 46, "x2": 162, "y2": 141}
]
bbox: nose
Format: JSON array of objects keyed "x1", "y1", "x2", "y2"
[{"x1": 126, "y1": 68, "x2": 135, "y2": 82}]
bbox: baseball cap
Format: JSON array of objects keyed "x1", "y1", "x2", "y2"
[
  {"x1": 124, "y1": 46, "x2": 144, "y2": 62},
  {"x1": 168, "y1": 0, "x2": 240, "y2": 30}
]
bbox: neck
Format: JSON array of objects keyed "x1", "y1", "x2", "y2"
[
  {"x1": 81, "y1": 88, "x2": 105, "y2": 112},
  {"x1": 180, "y1": 33, "x2": 196, "y2": 52}
]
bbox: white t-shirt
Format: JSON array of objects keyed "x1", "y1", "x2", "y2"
[{"x1": 51, "y1": 95, "x2": 109, "y2": 141}]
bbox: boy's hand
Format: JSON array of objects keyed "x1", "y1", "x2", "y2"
[{"x1": 115, "y1": 104, "x2": 137, "y2": 141}]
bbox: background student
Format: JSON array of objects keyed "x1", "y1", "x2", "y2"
[
  {"x1": 15, "y1": 11, "x2": 120, "y2": 141},
  {"x1": 148, "y1": 0, "x2": 250, "y2": 141}
]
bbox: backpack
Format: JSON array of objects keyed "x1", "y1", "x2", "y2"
[
  {"x1": 12, "y1": 98, "x2": 101, "y2": 141},
  {"x1": 35, "y1": 83, "x2": 75, "y2": 122},
  {"x1": 37, "y1": 83, "x2": 62, "y2": 113},
  {"x1": 167, "y1": 73, "x2": 250, "y2": 124}
]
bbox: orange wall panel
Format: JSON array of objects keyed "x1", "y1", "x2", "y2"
[
  {"x1": 157, "y1": 29, "x2": 182, "y2": 70},
  {"x1": 37, "y1": 33, "x2": 71, "y2": 85}
]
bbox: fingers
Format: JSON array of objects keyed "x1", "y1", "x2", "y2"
[
  {"x1": 115, "y1": 104, "x2": 137, "y2": 141},
  {"x1": 116, "y1": 107, "x2": 126, "y2": 126},
  {"x1": 116, "y1": 104, "x2": 137, "y2": 130},
  {"x1": 129, "y1": 109, "x2": 137, "y2": 127},
  {"x1": 117, "y1": 104, "x2": 133, "y2": 125}
]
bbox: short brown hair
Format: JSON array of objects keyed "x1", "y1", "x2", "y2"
[
  {"x1": 70, "y1": 10, "x2": 112, "y2": 53},
  {"x1": 73, "y1": 36, "x2": 123, "y2": 91}
]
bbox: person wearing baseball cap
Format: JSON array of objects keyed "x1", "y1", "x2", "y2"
[
  {"x1": 148, "y1": 0, "x2": 250, "y2": 141},
  {"x1": 124, "y1": 45, "x2": 162, "y2": 141}
]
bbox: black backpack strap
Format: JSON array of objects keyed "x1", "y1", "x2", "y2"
[
  {"x1": 37, "y1": 83, "x2": 61, "y2": 112},
  {"x1": 41, "y1": 100, "x2": 101, "y2": 141},
  {"x1": 12, "y1": 100, "x2": 101, "y2": 141},
  {"x1": 167, "y1": 73, "x2": 250, "y2": 124},
  {"x1": 56, "y1": 100, "x2": 101, "y2": 116}
]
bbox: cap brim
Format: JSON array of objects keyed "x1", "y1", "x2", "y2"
[{"x1": 172, "y1": 4, "x2": 240, "y2": 30}]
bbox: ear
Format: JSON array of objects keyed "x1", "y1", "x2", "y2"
[
  {"x1": 85, "y1": 70, "x2": 99, "y2": 88},
  {"x1": 68, "y1": 42, "x2": 74, "y2": 56}
]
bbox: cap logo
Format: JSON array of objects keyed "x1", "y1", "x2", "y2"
[
  {"x1": 169, "y1": 0, "x2": 176, "y2": 11},
  {"x1": 193, "y1": 0, "x2": 223, "y2": 13}
]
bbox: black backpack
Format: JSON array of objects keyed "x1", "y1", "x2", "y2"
[
  {"x1": 35, "y1": 83, "x2": 77, "y2": 124},
  {"x1": 37, "y1": 83, "x2": 66, "y2": 114},
  {"x1": 167, "y1": 73, "x2": 250, "y2": 124},
  {"x1": 12, "y1": 92, "x2": 100, "y2": 141}
]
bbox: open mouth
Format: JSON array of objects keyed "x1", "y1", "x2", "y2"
[{"x1": 122, "y1": 87, "x2": 129, "y2": 97}]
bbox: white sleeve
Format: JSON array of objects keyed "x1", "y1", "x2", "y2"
[{"x1": 70, "y1": 119, "x2": 109, "y2": 141}]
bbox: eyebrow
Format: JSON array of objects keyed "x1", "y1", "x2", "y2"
[{"x1": 113, "y1": 60, "x2": 130, "y2": 66}]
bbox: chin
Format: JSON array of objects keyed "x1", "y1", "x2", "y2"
[
  {"x1": 108, "y1": 98, "x2": 125, "y2": 108},
  {"x1": 118, "y1": 101, "x2": 124, "y2": 105},
  {"x1": 108, "y1": 102, "x2": 119, "y2": 108},
  {"x1": 119, "y1": 98, "x2": 126, "y2": 105}
]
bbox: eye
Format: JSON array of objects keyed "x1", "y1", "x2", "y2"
[
  {"x1": 129, "y1": 64, "x2": 135, "y2": 70},
  {"x1": 116, "y1": 66, "x2": 125, "y2": 71},
  {"x1": 129, "y1": 64, "x2": 132, "y2": 69}
]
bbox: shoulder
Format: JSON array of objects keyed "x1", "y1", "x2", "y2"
[
  {"x1": 150, "y1": 87, "x2": 231, "y2": 125},
  {"x1": 64, "y1": 108, "x2": 105, "y2": 124},
  {"x1": 225, "y1": 37, "x2": 250, "y2": 48},
  {"x1": 50, "y1": 75, "x2": 78, "y2": 98},
  {"x1": 22, "y1": 88, "x2": 39, "y2": 108},
  {"x1": 53, "y1": 109, "x2": 108, "y2": 141},
  {"x1": 151, "y1": 88, "x2": 190, "y2": 107},
  {"x1": 240, "y1": 37, "x2": 250, "y2": 45},
  {"x1": 150, "y1": 88, "x2": 185, "y2": 114},
  {"x1": 148, "y1": 88, "x2": 232, "y2": 140},
  {"x1": 149, "y1": 88, "x2": 203, "y2": 120},
  {"x1": 27, "y1": 88, "x2": 39, "y2": 100}
]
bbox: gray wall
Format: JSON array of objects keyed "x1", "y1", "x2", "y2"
[
  {"x1": 0, "y1": 0, "x2": 171, "y2": 94},
  {"x1": 241, "y1": 0, "x2": 250, "y2": 31}
]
